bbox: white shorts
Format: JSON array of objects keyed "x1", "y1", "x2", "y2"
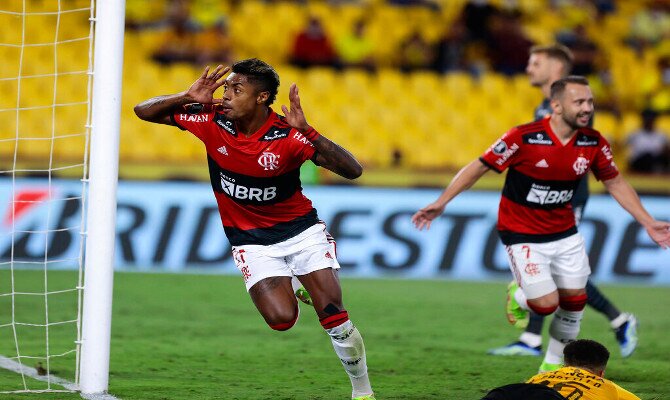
[
  {"x1": 505, "y1": 233, "x2": 590, "y2": 299},
  {"x1": 231, "y1": 223, "x2": 341, "y2": 291}
]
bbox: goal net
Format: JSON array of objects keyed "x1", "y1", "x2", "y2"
[{"x1": 0, "y1": 0, "x2": 122, "y2": 394}]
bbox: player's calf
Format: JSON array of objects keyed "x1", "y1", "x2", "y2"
[
  {"x1": 320, "y1": 310, "x2": 374, "y2": 398},
  {"x1": 542, "y1": 294, "x2": 587, "y2": 369}
]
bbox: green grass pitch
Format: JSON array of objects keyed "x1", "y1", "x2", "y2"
[{"x1": 0, "y1": 271, "x2": 669, "y2": 399}]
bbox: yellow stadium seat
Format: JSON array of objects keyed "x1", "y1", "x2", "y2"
[
  {"x1": 593, "y1": 112, "x2": 620, "y2": 141},
  {"x1": 17, "y1": 137, "x2": 53, "y2": 161},
  {"x1": 409, "y1": 72, "x2": 440, "y2": 101},
  {"x1": 620, "y1": 112, "x2": 642, "y2": 138},
  {"x1": 442, "y1": 72, "x2": 474, "y2": 96},
  {"x1": 23, "y1": 15, "x2": 60, "y2": 45},
  {"x1": 304, "y1": 67, "x2": 337, "y2": 93},
  {"x1": 53, "y1": 133, "x2": 87, "y2": 163},
  {"x1": 341, "y1": 69, "x2": 371, "y2": 98}
]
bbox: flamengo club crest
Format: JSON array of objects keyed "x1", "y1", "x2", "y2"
[
  {"x1": 573, "y1": 156, "x2": 589, "y2": 175},
  {"x1": 258, "y1": 151, "x2": 280, "y2": 170}
]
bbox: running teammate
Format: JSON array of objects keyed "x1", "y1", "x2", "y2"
[
  {"x1": 134, "y1": 59, "x2": 375, "y2": 400},
  {"x1": 412, "y1": 76, "x2": 670, "y2": 373},
  {"x1": 489, "y1": 44, "x2": 639, "y2": 359}
]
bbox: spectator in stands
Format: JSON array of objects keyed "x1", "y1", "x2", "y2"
[
  {"x1": 387, "y1": 0, "x2": 441, "y2": 11},
  {"x1": 487, "y1": 10, "x2": 534, "y2": 76},
  {"x1": 289, "y1": 16, "x2": 339, "y2": 69},
  {"x1": 553, "y1": 0, "x2": 597, "y2": 27},
  {"x1": 432, "y1": 21, "x2": 468, "y2": 74},
  {"x1": 626, "y1": 109, "x2": 670, "y2": 174},
  {"x1": 646, "y1": 55, "x2": 670, "y2": 114},
  {"x1": 151, "y1": 0, "x2": 200, "y2": 66},
  {"x1": 626, "y1": 0, "x2": 670, "y2": 57},
  {"x1": 195, "y1": 19, "x2": 234, "y2": 66},
  {"x1": 335, "y1": 19, "x2": 376, "y2": 72},
  {"x1": 557, "y1": 24, "x2": 600, "y2": 76},
  {"x1": 125, "y1": 1, "x2": 165, "y2": 31},
  {"x1": 589, "y1": 69, "x2": 622, "y2": 117},
  {"x1": 591, "y1": 0, "x2": 617, "y2": 20},
  {"x1": 398, "y1": 30, "x2": 433, "y2": 73},
  {"x1": 460, "y1": 0, "x2": 498, "y2": 44}
]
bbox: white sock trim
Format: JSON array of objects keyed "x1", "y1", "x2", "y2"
[
  {"x1": 519, "y1": 332, "x2": 542, "y2": 348},
  {"x1": 610, "y1": 312, "x2": 628, "y2": 329}
]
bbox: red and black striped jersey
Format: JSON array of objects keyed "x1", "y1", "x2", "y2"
[
  {"x1": 480, "y1": 118, "x2": 619, "y2": 245},
  {"x1": 172, "y1": 104, "x2": 319, "y2": 246}
]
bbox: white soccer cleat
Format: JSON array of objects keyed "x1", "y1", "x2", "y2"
[
  {"x1": 487, "y1": 341, "x2": 542, "y2": 356},
  {"x1": 614, "y1": 313, "x2": 638, "y2": 358}
]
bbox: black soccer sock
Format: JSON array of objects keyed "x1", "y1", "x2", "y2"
[
  {"x1": 525, "y1": 312, "x2": 545, "y2": 336},
  {"x1": 586, "y1": 280, "x2": 621, "y2": 321}
]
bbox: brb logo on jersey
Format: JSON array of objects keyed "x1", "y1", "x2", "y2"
[
  {"x1": 220, "y1": 172, "x2": 277, "y2": 202},
  {"x1": 573, "y1": 156, "x2": 589, "y2": 175},
  {"x1": 258, "y1": 152, "x2": 280, "y2": 171},
  {"x1": 526, "y1": 183, "x2": 573, "y2": 205}
]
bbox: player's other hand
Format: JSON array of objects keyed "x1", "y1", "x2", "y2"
[
  {"x1": 281, "y1": 83, "x2": 310, "y2": 132},
  {"x1": 646, "y1": 220, "x2": 670, "y2": 249},
  {"x1": 411, "y1": 203, "x2": 446, "y2": 231},
  {"x1": 186, "y1": 65, "x2": 229, "y2": 104}
]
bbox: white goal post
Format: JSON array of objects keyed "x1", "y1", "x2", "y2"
[
  {"x1": 0, "y1": 0, "x2": 124, "y2": 396},
  {"x1": 79, "y1": 0, "x2": 125, "y2": 395}
]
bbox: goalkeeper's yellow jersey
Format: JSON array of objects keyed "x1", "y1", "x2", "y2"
[{"x1": 527, "y1": 367, "x2": 640, "y2": 400}]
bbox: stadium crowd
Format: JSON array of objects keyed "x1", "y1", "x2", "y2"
[
  {"x1": 4, "y1": 0, "x2": 670, "y2": 176},
  {"x1": 120, "y1": 0, "x2": 670, "y2": 173}
]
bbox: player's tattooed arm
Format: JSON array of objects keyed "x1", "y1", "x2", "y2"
[
  {"x1": 281, "y1": 83, "x2": 363, "y2": 179},
  {"x1": 134, "y1": 65, "x2": 228, "y2": 125},
  {"x1": 134, "y1": 94, "x2": 190, "y2": 125},
  {"x1": 310, "y1": 136, "x2": 363, "y2": 179}
]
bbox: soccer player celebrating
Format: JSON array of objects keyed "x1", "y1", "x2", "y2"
[
  {"x1": 489, "y1": 44, "x2": 640, "y2": 359},
  {"x1": 412, "y1": 76, "x2": 670, "y2": 372},
  {"x1": 135, "y1": 59, "x2": 375, "y2": 400},
  {"x1": 527, "y1": 339, "x2": 640, "y2": 399}
]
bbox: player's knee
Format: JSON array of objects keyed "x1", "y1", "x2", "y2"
[
  {"x1": 527, "y1": 301, "x2": 558, "y2": 316},
  {"x1": 559, "y1": 293, "x2": 588, "y2": 311},
  {"x1": 267, "y1": 307, "x2": 299, "y2": 331}
]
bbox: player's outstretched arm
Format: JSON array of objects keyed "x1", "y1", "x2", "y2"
[
  {"x1": 134, "y1": 65, "x2": 229, "y2": 125},
  {"x1": 281, "y1": 83, "x2": 362, "y2": 180},
  {"x1": 412, "y1": 159, "x2": 490, "y2": 231},
  {"x1": 603, "y1": 174, "x2": 670, "y2": 249}
]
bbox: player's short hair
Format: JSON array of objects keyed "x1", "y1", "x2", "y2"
[
  {"x1": 550, "y1": 75, "x2": 589, "y2": 99},
  {"x1": 530, "y1": 44, "x2": 573, "y2": 74},
  {"x1": 231, "y1": 58, "x2": 280, "y2": 105},
  {"x1": 563, "y1": 339, "x2": 610, "y2": 372}
]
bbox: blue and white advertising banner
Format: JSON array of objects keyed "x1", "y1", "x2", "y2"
[{"x1": 1, "y1": 178, "x2": 668, "y2": 284}]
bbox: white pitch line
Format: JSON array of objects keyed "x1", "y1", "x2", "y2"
[{"x1": 0, "y1": 355, "x2": 120, "y2": 399}]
